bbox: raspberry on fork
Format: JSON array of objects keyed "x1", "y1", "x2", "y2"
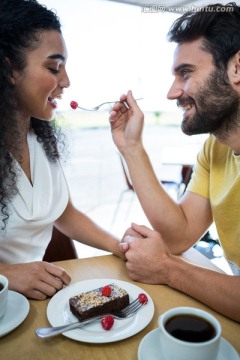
[{"x1": 70, "y1": 100, "x2": 78, "y2": 109}]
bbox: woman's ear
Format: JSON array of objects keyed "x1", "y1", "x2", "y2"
[
  {"x1": 10, "y1": 69, "x2": 20, "y2": 85},
  {"x1": 5, "y1": 57, "x2": 19, "y2": 85},
  {"x1": 227, "y1": 50, "x2": 240, "y2": 89}
]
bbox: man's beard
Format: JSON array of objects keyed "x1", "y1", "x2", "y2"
[{"x1": 178, "y1": 68, "x2": 240, "y2": 140}]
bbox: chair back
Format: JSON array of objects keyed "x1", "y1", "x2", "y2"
[{"x1": 43, "y1": 227, "x2": 78, "y2": 262}]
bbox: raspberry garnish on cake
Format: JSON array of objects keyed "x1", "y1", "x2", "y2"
[{"x1": 69, "y1": 283, "x2": 130, "y2": 321}]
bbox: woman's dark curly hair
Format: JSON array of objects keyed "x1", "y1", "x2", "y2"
[
  {"x1": 168, "y1": 2, "x2": 240, "y2": 70},
  {"x1": 0, "y1": 0, "x2": 65, "y2": 230}
]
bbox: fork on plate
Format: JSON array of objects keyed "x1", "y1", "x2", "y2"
[
  {"x1": 35, "y1": 297, "x2": 145, "y2": 338},
  {"x1": 71, "y1": 97, "x2": 143, "y2": 111}
]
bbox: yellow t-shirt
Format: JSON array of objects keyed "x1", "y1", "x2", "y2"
[{"x1": 187, "y1": 135, "x2": 240, "y2": 272}]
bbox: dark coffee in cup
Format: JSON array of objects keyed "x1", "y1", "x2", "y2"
[
  {"x1": 165, "y1": 314, "x2": 216, "y2": 343},
  {"x1": 0, "y1": 282, "x2": 4, "y2": 291}
]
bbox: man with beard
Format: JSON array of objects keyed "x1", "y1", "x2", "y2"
[{"x1": 109, "y1": 2, "x2": 240, "y2": 322}]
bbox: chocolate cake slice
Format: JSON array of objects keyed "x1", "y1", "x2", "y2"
[{"x1": 69, "y1": 283, "x2": 130, "y2": 321}]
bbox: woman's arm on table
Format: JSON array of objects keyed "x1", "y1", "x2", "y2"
[
  {"x1": 0, "y1": 261, "x2": 71, "y2": 300},
  {"x1": 54, "y1": 200, "x2": 125, "y2": 259},
  {"x1": 0, "y1": 199, "x2": 125, "y2": 300}
]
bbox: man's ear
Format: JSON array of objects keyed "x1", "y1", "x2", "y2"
[{"x1": 227, "y1": 50, "x2": 240, "y2": 89}]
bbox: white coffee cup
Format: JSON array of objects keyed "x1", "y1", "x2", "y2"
[
  {"x1": 0, "y1": 274, "x2": 8, "y2": 319},
  {"x1": 158, "y1": 307, "x2": 221, "y2": 360}
]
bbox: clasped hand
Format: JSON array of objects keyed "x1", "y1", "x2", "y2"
[{"x1": 120, "y1": 223, "x2": 173, "y2": 284}]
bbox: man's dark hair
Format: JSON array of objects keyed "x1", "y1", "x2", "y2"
[{"x1": 168, "y1": 2, "x2": 240, "y2": 69}]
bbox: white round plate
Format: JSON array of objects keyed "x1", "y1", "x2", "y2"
[
  {"x1": 0, "y1": 290, "x2": 29, "y2": 337},
  {"x1": 47, "y1": 278, "x2": 154, "y2": 343},
  {"x1": 138, "y1": 328, "x2": 240, "y2": 360}
]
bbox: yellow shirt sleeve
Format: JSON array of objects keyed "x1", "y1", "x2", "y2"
[{"x1": 187, "y1": 136, "x2": 211, "y2": 199}]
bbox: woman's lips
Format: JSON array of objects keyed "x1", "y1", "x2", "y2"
[{"x1": 48, "y1": 97, "x2": 57, "y2": 109}]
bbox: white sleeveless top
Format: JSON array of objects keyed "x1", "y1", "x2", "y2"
[{"x1": 0, "y1": 131, "x2": 69, "y2": 264}]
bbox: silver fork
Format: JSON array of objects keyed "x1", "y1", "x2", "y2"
[
  {"x1": 76, "y1": 97, "x2": 143, "y2": 111},
  {"x1": 36, "y1": 297, "x2": 145, "y2": 338}
]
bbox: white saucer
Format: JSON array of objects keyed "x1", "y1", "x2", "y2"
[
  {"x1": 0, "y1": 290, "x2": 30, "y2": 337},
  {"x1": 138, "y1": 328, "x2": 239, "y2": 360}
]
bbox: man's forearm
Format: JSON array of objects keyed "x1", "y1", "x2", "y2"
[
  {"x1": 167, "y1": 256, "x2": 240, "y2": 322},
  {"x1": 122, "y1": 145, "x2": 193, "y2": 248}
]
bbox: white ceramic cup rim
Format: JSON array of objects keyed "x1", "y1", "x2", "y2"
[
  {"x1": 159, "y1": 307, "x2": 221, "y2": 347},
  {"x1": 0, "y1": 274, "x2": 8, "y2": 293}
]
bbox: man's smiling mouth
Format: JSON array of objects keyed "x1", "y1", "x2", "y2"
[
  {"x1": 182, "y1": 104, "x2": 193, "y2": 110},
  {"x1": 177, "y1": 99, "x2": 195, "y2": 112}
]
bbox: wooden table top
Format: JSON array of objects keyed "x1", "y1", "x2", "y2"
[{"x1": 2, "y1": 255, "x2": 240, "y2": 360}]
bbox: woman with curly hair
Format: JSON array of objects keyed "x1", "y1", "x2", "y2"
[{"x1": 0, "y1": 0, "x2": 123, "y2": 300}]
